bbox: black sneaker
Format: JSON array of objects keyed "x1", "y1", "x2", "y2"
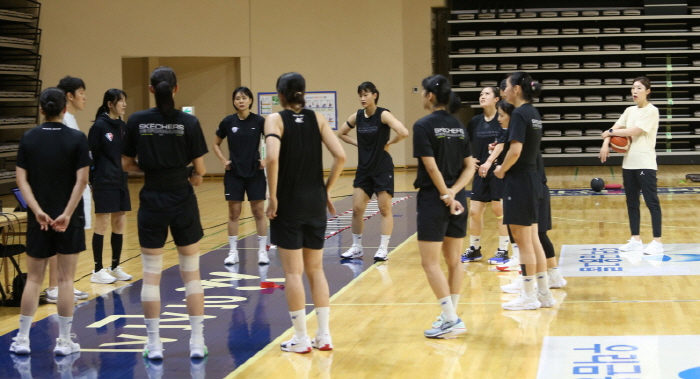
[
  {"x1": 487, "y1": 248, "x2": 509, "y2": 265},
  {"x1": 461, "y1": 246, "x2": 482, "y2": 262}
]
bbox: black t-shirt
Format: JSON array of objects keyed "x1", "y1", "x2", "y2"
[
  {"x1": 215, "y1": 113, "x2": 265, "y2": 178},
  {"x1": 276, "y1": 109, "x2": 326, "y2": 220},
  {"x1": 123, "y1": 108, "x2": 208, "y2": 190},
  {"x1": 496, "y1": 127, "x2": 509, "y2": 165},
  {"x1": 413, "y1": 110, "x2": 471, "y2": 189},
  {"x1": 467, "y1": 113, "x2": 501, "y2": 171},
  {"x1": 351, "y1": 107, "x2": 393, "y2": 175},
  {"x1": 17, "y1": 122, "x2": 91, "y2": 226},
  {"x1": 507, "y1": 103, "x2": 542, "y2": 172},
  {"x1": 537, "y1": 152, "x2": 547, "y2": 184},
  {"x1": 88, "y1": 113, "x2": 128, "y2": 189}
]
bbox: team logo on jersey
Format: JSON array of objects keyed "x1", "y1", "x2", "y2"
[
  {"x1": 105, "y1": 132, "x2": 114, "y2": 141},
  {"x1": 232, "y1": 127, "x2": 239, "y2": 133}
]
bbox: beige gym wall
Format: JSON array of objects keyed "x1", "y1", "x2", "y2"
[{"x1": 38, "y1": 0, "x2": 445, "y2": 173}]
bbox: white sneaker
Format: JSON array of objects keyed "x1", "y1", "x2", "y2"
[
  {"x1": 91, "y1": 268, "x2": 117, "y2": 284},
  {"x1": 280, "y1": 335, "x2": 312, "y2": 354},
  {"x1": 642, "y1": 240, "x2": 664, "y2": 255},
  {"x1": 538, "y1": 292, "x2": 557, "y2": 308},
  {"x1": 190, "y1": 342, "x2": 208, "y2": 358},
  {"x1": 258, "y1": 250, "x2": 270, "y2": 265},
  {"x1": 74, "y1": 288, "x2": 88, "y2": 300},
  {"x1": 548, "y1": 269, "x2": 567, "y2": 289},
  {"x1": 143, "y1": 342, "x2": 164, "y2": 360},
  {"x1": 374, "y1": 247, "x2": 389, "y2": 261},
  {"x1": 341, "y1": 245, "x2": 363, "y2": 259},
  {"x1": 53, "y1": 337, "x2": 80, "y2": 356},
  {"x1": 620, "y1": 238, "x2": 643, "y2": 252},
  {"x1": 9, "y1": 335, "x2": 30, "y2": 354},
  {"x1": 44, "y1": 287, "x2": 79, "y2": 304},
  {"x1": 501, "y1": 278, "x2": 522, "y2": 294},
  {"x1": 224, "y1": 250, "x2": 239, "y2": 265},
  {"x1": 312, "y1": 334, "x2": 333, "y2": 351},
  {"x1": 109, "y1": 266, "x2": 133, "y2": 281},
  {"x1": 502, "y1": 291, "x2": 541, "y2": 311}
]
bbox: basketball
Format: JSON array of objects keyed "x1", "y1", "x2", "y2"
[
  {"x1": 591, "y1": 178, "x2": 605, "y2": 192},
  {"x1": 610, "y1": 136, "x2": 631, "y2": 153}
]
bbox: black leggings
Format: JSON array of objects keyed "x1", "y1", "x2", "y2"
[
  {"x1": 506, "y1": 225, "x2": 555, "y2": 259},
  {"x1": 622, "y1": 169, "x2": 662, "y2": 238}
]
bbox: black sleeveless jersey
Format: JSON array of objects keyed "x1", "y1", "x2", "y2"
[
  {"x1": 352, "y1": 107, "x2": 393, "y2": 176},
  {"x1": 276, "y1": 109, "x2": 327, "y2": 220}
]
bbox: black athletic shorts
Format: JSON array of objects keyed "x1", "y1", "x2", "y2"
[
  {"x1": 502, "y1": 170, "x2": 543, "y2": 226},
  {"x1": 270, "y1": 215, "x2": 326, "y2": 250},
  {"x1": 416, "y1": 186, "x2": 468, "y2": 242},
  {"x1": 470, "y1": 173, "x2": 503, "y2": 202},
  {"x1": 538, "y1": 182, "x2": 552, "y2": 231},
  {"x1": 93, "y1": 187, "x2": 131, "y2": 214},
  {"x1": 353, "y1": 170, "x2": 394, "y2": 198},
  {"x1": 26, "y1": 224, "x2": 85, "y2": 258},
  {"x1": 137, "y1": 186, "x2": 203, "y2": 248},
  {"x1": 224, "y1": 169, "x2": 266, "y2": 201}
]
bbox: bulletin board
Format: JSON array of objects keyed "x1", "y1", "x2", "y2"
[{"x1": 258, "y1": 91, "x2": 338, "y2": 130}]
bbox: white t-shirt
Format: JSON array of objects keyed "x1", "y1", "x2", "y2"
[
  {"x1": 63, "y1": 111, "x2": 79, "y2": 130},
  {"x1": 616, "y1": 103, "x2": 659, "y2": 170}
]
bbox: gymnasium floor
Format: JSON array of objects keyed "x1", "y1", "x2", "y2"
[{"x1": 0, "y1": 165, "x2": 699, "y2": 379}]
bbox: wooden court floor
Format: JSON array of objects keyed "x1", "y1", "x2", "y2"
[{"x1": 1, "y1": 164, "x2": 700, "y2": 378}]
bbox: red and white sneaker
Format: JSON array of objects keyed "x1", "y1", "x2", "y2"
[
  {"x1": 312, "y1": 334, "x2": 333, "y2": 351},
  {"x1": 280, "y1": 335, "x2": 312, "y2": 354}
]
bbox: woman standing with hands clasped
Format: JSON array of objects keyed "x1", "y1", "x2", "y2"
[
  {"x1": 413, "y1": 75, "x2": 476, "y2": 339},
  {"x1": 599, "y1": 76, "x2": 662, "y2": 255},
  {"x1": 265, "y1": 72, "x2": 346, "y2": 353}
]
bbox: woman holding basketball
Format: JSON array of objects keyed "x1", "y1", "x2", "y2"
[
  {"x1": 414, "y1": 75, "x2": 476, "y2": 338},
  {"x1": 599, "y1": 76, "x2": 662, "y2": 255},
  {"x1": 462, "y1": 87, "x2": 510, "y2": 264},
  {"x1": 494, "y1": 71, "x2": 556, "y2": 310}
]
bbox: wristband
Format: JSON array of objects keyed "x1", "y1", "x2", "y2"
[
  {"x1": 441, "y1": 194, "x2": 449, "y2": 200},
  {"x1": 609, "y1": 128, "x2": 614, "y2": 136}
]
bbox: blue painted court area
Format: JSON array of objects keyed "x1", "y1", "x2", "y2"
[{"x1": 0, "y1": 193, "x2": 417, "y2": 379}]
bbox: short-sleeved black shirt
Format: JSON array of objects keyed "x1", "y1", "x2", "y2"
[
  {"x1": 351, "y1": 107, "x2": 393, "y2": 175},
  {"x1": 123, "y1": 108, "x2": 208, "y2": 190},
  {"x1": 496, "y1": 127, "x2": 509, "y2": 164},
  {"x1": 467, "y1": 113, "x2": 501, "y2": 171},
  {"x1": 215, "y1": 113, "x2": 265, "y2": 178},
  {"x1": 413, "y1": 110, "x2": 471, "y2": 189},
  {"x1": 17, "y1": 122, "x2": 91, "y2": 226},
  {"x1": 507, "y1": 103, "x2": 542, "y2": 172}
]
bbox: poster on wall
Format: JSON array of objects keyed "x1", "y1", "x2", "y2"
[{"x1": 258, "y1": 91, "x2": 338, "y2": 130}]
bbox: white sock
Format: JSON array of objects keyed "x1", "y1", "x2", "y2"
[
  {"x1": 289, "y1": 309, "x2": 307, "y2": 339},
  {"x1": 315, "y1": 307, "x2": 330, "y2": 336},
  {"x1": 536, "y1": 272, "x2": 550, "y2": 295},
  {"x1": 258, "y1": 235, "x2": 267, "y2": 251},
  {"x1": 352, "y1": 234, "x2": 362, "y2": 247},
  {"x1": 512, "y1": 243, "x2": 519, "y2": 257},
  {"x1": 18, "y1": 315, "x2": 33, "y2": 337},
  {"x1": 58, "y1": 316, "x2": 73, "y2": 340},
  {"x1": 189, "y1": 315, "x2": 205, "y2": 345},
  {"x1": 548, "y1": 267, "x2": 561, "y2": 281},
  {"x1": 450, "y1": 294, "x2": 460, "y2": 313},
  {"x1": 469, "y1": 235, "x2": 481, "y2": 248},
  {"x1": 379, "y1": 235, "x2": 391, "y2": 250},
  {"x1": 499, "y1": 236, "x2": 510, "y2": 251},
  {"x1": 229, "y1": 236, "x2": 238, "y2": 251},
  {"x1": 144, "y1": 318, "x2": 160, "y2": 345},
  {"x1": 522, "y1": 275, "x2": 537, "y2": 297},
  {"x1": 438, "y1": 296, "x2": 458, "y2": 322}
]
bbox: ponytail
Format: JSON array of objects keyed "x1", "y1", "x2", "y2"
[
  {"x1": 94, "y1": 88, "x2": 127, "y2": 120},
  {"x1": 150, "y1": 66, "x2": 177, "y2": 120},
  {"x1": 448, "y1": 92, "x2": 462, "y2": 114},
  {"x1": 421, "y1": 74, "x2": 454, "y2": 107},
  {"x1": 508, "y1": 71, "x2": 543, "y2": 103}
]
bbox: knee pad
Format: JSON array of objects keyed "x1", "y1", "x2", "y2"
[
  {"x1": 141, "y1": 254, "x2": 163, "y2": 274},
  {"x1": 185, "y1": 280, "x2": 203, "y2": 296},
  {"x1": 178, "y1": 253, "x2": 200, "y2": 272},
  {"x1": 141, "y1": 284, "x2": 160, "y2": 302}
]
